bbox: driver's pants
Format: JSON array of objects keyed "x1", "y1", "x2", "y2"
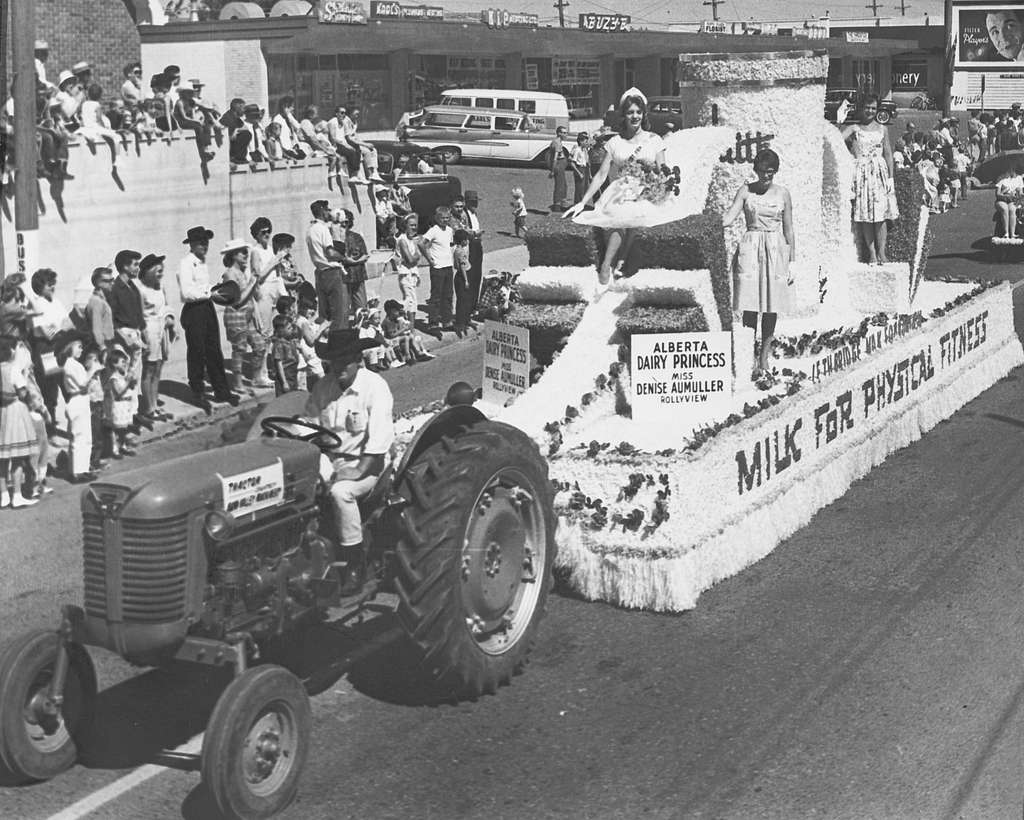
[{"x1": 330, "y1": 475, "x2": 378, "y2": 546}]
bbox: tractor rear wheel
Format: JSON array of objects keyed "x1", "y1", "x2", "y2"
[
  {"x1": 0, "y1": 630, "x2": 96, "y2": 783},
  {"x1": 202, "y1": 665, "x2": 311, "y2": 820},
  {"x1": 394, "y1": 420, "x2": 556, "y2": 699}
]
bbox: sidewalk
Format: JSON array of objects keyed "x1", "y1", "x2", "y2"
[{"x1": 63, "y1": 243, "x2": 532, "y2": 449}]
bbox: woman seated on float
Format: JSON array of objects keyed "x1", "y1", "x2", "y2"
[{"x1": 563, "y1": 88, "x2": 667, "y2": 292}]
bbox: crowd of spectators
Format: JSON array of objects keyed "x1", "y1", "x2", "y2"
[
  {"x1": 891, "y1": 114, "x2": 975, "y2": 215},
  {"x1": 1, "y1": 43, "x2": 390, "y2": 187}
]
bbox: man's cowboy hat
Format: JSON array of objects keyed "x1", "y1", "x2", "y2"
[
  {"x1": 210, "y1": 280, "x2": 241, "y2": 307},
  {"x1": 314, "y1": 329, "x2": 378, "y2": 362},
  {"x1": 183, "y1": 226, "x2": 214, "y2": 244}
]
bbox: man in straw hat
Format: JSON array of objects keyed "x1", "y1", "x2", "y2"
[
  {"x1": 177, "y1": 225, "x2": 239, "y2": 411},
  {"x1": 303, "y1": 328, "x2": 394, "y2": 594}
]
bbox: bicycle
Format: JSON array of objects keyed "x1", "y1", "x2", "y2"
[{"x1": 910, "y1": 93, "x2": 938, "y2": 111}]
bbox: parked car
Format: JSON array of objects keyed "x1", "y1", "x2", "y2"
[
  {"x1": 370, "y1": 140, "x2": 462, "y2": 228},
  {"x1": 825, "y1": 88, "x2": 898, "y2": 125},
  {"x1": 403, "y1": 106, "x2": 553, "y2": 165},
  {"x1": 602, "y1": 96, "x2": 683, "y2": 136}
]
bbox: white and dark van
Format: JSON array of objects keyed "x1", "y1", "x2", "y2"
[{"x1": 436, "y1": 89, "x2": 570, "y2": 131}]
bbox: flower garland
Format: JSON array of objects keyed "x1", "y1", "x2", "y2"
[{"x1": 553, "y1": 471, "x2": 672, "y2": 538}]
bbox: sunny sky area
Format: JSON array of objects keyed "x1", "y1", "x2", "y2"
[{"x1": 441, "y1": 0, "x2": 945, "y2": 27}]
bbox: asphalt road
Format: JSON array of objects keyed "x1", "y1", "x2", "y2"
[{"x1": 4, "y1": 190, "x2": 1024, "y2": 820}]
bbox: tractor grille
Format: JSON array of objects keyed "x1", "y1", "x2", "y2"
[{"x1": 83, "y1": 512, "x2": 191, "y2": 623}]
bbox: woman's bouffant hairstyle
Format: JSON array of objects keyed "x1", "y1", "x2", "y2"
[
  {"x1": 616, "y1": 93, "x2": 650, "y2": 132},
  {"x1": 752, "y1": 149, "x2": 780, "y2": 173}
]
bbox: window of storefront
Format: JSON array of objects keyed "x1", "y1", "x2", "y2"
[
  {"x1": 891, "y1": 60, "x2": 928, "y2": 91},
  {"x1": 551, "y1": 58, "x2": 601, "y2": 118},
  {"x1": 828, "y1": 58, "x2": 843, "y2": 86},
  {"x1": 270, "y1": 52, "x2": 390, "y2": 128},
  {"x1": 411, "y1": 55, "x2": 506, "y2": 106},
  {"x1": 852, "y1": 59, "x2": 880, "y2": 94},
  {"x1": 660, "y1": 58, "x2": 679, "y2": 97}
]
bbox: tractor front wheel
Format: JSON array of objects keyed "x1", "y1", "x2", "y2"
[
  {"x1": 0, "y1": 630, "x2": 96, "y2": 783},
  {"x1": 202, "y1": 665, "x2": 311, "y2": 820},
  {"x1": 394, "y1": 420, "x2": 556, "y2": 699}
]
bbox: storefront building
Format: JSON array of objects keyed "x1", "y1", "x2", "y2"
[{"x1": 137, "y1": 7, "x2": 917, "y2": 129}]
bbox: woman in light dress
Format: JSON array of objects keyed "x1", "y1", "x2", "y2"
[
  {"x1": 722, "y1": 149, "x2": 796, "y2": 380},
  {"x1": 136, "y1": 254, "x2": 176, "y2": 421},
  {"x1": 563, "y1": 88, "x2": 667, "y2": 292},
  {"x1": 842, "y1": 95, "x2": 898, "y2": 265}
]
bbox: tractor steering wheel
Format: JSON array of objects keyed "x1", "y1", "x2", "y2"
[{"x1": 260, "y1": 416, "x2": 343, "y2": 452}]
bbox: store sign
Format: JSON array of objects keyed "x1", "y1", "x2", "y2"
[
  {"x1": 844, "y1": 31, "x2": 869, "y2": 43},
  {"x1": 318, "y1": 0, "x2": 368, "y2": 24},
  {"x1": 793, "y1": 22, "x2": 830, "y2": 39},
  {"x1": 481, "y1": 8, "x2": 538, "y2": 27},
  {"x1": 700, "y1": 20, "x2": 729, "y2": 34},
  {"x1": 578, "y1": 13, "x2": 630, "y2": 32},
  {"x1": 892, "y1": 63, "x2": 927, "y2": 90},
  {"x1": 369, "y1": 1, "x2": 442, "y2": 19}
]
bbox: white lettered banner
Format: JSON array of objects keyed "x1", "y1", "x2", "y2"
[
  {"x1": 482, "y1": 320, "x2": 530, "y2": 406},
  {"x1": 219, "y1": 460, "x2": 285, "y2": 516},
  {"x1": 631, "y1": 331, "x2": 733, "y2": 429}
]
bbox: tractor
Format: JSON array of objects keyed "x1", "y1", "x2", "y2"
[{"x1": 0, "y1": 393, "x2": 555, "y2": 819}]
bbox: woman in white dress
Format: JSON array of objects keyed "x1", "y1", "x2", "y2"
[{"x1": 563, "y1": 88, "x2": 667, "y2": 290}]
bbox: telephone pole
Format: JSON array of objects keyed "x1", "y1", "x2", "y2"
[
  {"x1": 703, "y1": 0, "x2": 724, "y2": 21},
  {"x1": 895, "y1": 0, "x2": 910, "y2": 15},
  {"x1": 865, "y1": 0, "x2": 881, "y2": 15},
  {"x1": 553, "y1": 0, "x2": 568, "y2": 27},
  {"x1": 11, "y1": 0, "x2": 38, "y2": 278}
]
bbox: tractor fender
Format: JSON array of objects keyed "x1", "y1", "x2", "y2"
[{"x1": 391, "y1": 404, "x2": 486, "y2": 487}]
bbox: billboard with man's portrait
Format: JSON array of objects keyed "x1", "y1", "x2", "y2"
[{"x1": 955, "y1": 5, "x2": 1024, "y2": 65}]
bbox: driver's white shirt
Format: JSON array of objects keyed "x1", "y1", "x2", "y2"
[{"x1": 303, "y1": 366, "x2": 395, "y2": 460}]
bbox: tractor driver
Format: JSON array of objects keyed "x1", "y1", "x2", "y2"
[{"x1": 303, "y1": 329, "x2": 395, "y2": 595}]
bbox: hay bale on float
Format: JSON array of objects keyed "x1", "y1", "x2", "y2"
[
  {"x1": 525, "y1": 215, "x2": 601, "y2": 268},
  {"x1": 505, "y1": 301, "x2": 589, "y2": 365}
]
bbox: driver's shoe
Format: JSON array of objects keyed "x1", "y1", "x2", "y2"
[{"x1": 339, "y1": 545, "x2": 366, "y2": 597}]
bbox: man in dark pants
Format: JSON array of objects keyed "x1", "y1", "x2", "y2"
[
  {"x1": 176, "y1": 226, "x2": 238, "y2": 411},
  {"x1": 306, "y1": 199, "x2": 348, "y2": 328},
  {"x1": 464, "y1": 190, "x2": 484, "y2": 320},
  {"x1": 108, "y1": 249, "x2": 148, "y2": 428}
]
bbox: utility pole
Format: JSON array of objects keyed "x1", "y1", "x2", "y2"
[
  {"x1": 0, "y1": 0, "x2": 8, "y2": 283},
  {"x1": 865, "y1": 0, "x2": 881, "y2": 15},
  {"x1": 895, "y1": 0, "x2": 910, "y2": 15},
  {"x1": 553, "y1": 0, "x2": 568, "y2": 28},
  {"x1": 11, "y1": 0, "x2": 38, "y2": 279},
  {"x1": 703, "y1": 0, "x2": 724, "y2": 21}
]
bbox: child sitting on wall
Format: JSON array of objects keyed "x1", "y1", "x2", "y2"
[{"x1": 381, "y1": 299, "x2": 434, "y2": 363}]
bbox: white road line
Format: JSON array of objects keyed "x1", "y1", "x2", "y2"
[{"x1": 45, "y1": 734, "x2": 204, "y2": 820}]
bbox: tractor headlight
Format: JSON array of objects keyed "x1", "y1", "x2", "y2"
[{"x1": 204, "y1": 509, "x2": 236, "y2": 541}]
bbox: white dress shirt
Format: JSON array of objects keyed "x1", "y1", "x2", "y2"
[
  {"x1": 178, "y1": 253, "x2": 213, "y2": 302},
  {"x1": 304, "y1": 367, "x2": 395, "y2": 458},
  {"x1": 306, "y1": 220, "x2": 340, "y2": 272}
]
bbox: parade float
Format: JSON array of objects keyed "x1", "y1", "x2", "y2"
[{"x1": 470, "y1": 49, "x2": 1024, "y2": 612}]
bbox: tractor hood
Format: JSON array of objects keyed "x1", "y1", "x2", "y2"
[{"x1": 83, "y1": 438, "x2": 321, "y2": 520}]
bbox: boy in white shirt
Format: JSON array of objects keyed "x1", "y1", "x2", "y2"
[{"x1": 420, "y1": 206, "x2": 454, "y2": 332}]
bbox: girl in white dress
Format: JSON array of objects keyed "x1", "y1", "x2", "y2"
[{"x1": 563, "y1": 89, "x2": 667, "y2": 291}]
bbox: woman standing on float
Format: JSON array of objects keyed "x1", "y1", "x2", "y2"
[
  {"x1": 563, "y1": 88, "x2": 667, "y2": 292},
  {"x1": 842, "y1": 94, "x2": 898, "y2": 265},
  {"x1": 721, "y1": 148, "x2": 795, "y2": 380}
]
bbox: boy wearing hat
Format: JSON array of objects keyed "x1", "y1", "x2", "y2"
[
  {"x1": 177, "y1": 226, "x2": 238, "y2": 410},
  {"x1": 303, "y1": 329, "x2": 394, "y2": 594},
  {"x1": 243, "y1": 103, "x2": 267, "y2": 163},
  {"x1": 34, "y1": 40, "x2": 53, "y2": 89}
]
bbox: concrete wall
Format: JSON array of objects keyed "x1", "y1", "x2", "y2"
[
  {"x1": 1, "y1": 135, "x2": 376, "y2": 314},
  {"x1": 140, "y1": 39, "x2": 269, "y2": 113}
]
